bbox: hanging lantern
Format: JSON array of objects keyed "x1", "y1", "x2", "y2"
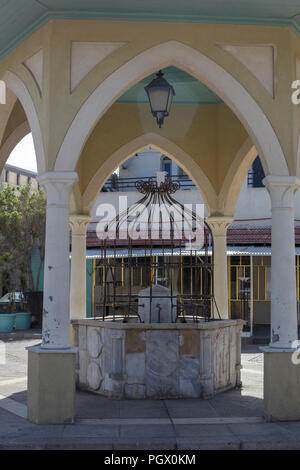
[{"x1": 144, "y1": 70, "x2": 175, "y2": 128}]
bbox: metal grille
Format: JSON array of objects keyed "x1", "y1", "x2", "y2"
[{"x1": 93, "y1": 178, "x2": 217, "y2": 323}]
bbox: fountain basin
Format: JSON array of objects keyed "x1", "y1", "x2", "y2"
[{"x1": 72, "y1": 319, "x2": 244, "y2": 399}]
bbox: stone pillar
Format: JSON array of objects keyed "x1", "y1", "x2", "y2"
[
  {"x1": 70, "y1": 215, "x2": 91, "y2": 320},
  {"x1": 207, "y1": 216, "x2": 233, "y2": 319},
  {"x1": 27, "y1": 171, "x2": 78, "y2": 424},
  {"x1": 262, "y1": 175, "x2": 300, "y2": 421},
  {"x1": 263, "y1": 176, "x2": 300, "y2": 349}
]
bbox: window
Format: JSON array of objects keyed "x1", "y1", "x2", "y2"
[
  {"x1": 248, "y1": 156, "x2": 265, "y2": 188},
  {"x1": 161, "y1": 156, "x2": 172, "y2": 176}
]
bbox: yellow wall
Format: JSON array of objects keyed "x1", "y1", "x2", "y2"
[
  {"x1": 1, "y1": 99, "x2": 27, "y2": 145},
  {"x1": 77, "y1": 103, "x2": 248, "y2": 198}
]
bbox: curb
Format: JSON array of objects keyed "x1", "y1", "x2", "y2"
[
  {"x1": 1, "y1": 438, "x2": 300, "y2": 450},
  {"x1": 0, "y1": 330, "x2": 42, "y2": 340}
]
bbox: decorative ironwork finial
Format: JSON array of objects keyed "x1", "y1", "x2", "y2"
[{"x1": 135, "y1": 177, "x2": 180, "y2": 194}]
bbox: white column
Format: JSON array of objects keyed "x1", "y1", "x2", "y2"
[
  {"x1": 263, "y1": 175, "x2": 300, "y2": 349},
  {"x1": 207, "y1": 216, "x2": 233, "y2": 319},
  {"x1": 38, "y1": 171, "x2": 78, "y2": 349},
  {"x1": 70, "y1": 214, "x2": 91, "y2": 320}
]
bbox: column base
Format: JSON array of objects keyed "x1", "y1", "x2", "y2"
[
  {"x1": 27, "y1": 346, "x2": 77, "y2": 424},
  {"x1": 263, "y1": 347, "x2": 300, "y2": 421}
]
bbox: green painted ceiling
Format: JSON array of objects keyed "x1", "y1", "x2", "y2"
[
  {"x1": 117, "y1": 66, "x2": 223, "y2": 105},
  {"x1": 0, "y1": 1, "x2": 300, "y2": 59}
]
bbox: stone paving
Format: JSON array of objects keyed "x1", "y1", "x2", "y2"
[{"x1": 0, "y1": 338, "x2": 300, "y2": 449}]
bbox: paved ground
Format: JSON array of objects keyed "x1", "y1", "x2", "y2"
[{"x1": 0, "y1": 338, "x2": 300, "y2": 449}]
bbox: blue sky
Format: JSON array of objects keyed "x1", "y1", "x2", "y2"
[{"x1": 7, "y1": 133, "x2": 37, "y2": 172}]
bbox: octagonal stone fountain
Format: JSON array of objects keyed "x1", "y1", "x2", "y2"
[
  {"x1": 72, "y1": 287, "x2": 243, "y2": 399},
  {"x1": 72, "y1": 176, "x2": 244, "y2": 399}
]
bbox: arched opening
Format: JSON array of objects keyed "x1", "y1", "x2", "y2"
[
  {"x1": 3, "y1": 71, "x2": 45, "y2": 174},
  {"x1": 0, "y1": 75, "x2": 46, "y2": 314},
  {"x1": 6, "y1": 133, "x2": 37, "y2": 173},
  {"x1": 89, "y1": 150, "x2": 214, "y2": 325},
  {"x1": 0, "y1": 122, "x2": 43, "y2": 326},
  {"x1": 81, "y1": 133, "x2": 218, "y2": 215},
  {"x1": 87, "y1": 146, "x2": 212, "y2": 315},
  {"x1": 0, "y1": 122, "x2": 31, "y2": 175},
  {"x1": 55, "y1": 41, "x2": 288, "y2": 179},
  {"x1": 72, "y1": 61, "x2": 264, "y2": 342}
]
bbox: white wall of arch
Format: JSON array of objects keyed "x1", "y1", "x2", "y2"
[{"x1": 92, "y1": 148, "x2": 300, "y2": 223}]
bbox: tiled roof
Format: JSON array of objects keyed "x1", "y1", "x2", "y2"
[
  {"x1": 86, "y1": 219, "x2": 300, "y2": 247},
  {"x1": 74, "y1": 245, "x2": 300, "y2": 260}
]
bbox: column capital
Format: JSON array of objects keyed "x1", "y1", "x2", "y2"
[
  {"x1": 263, "y1": 175, "x2": 300, "y2": 209},
  {"x1": 37, "y1": 171, "x2": 78, "y2": 208},
  {"x1": 70, "y1": 214, "x2": 91, "y2": 235},
  {"x1": 206, "y1": 216, "x2": 234, "y2": 237}
]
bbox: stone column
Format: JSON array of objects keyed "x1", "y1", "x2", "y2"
[
  {"x1": 263, "y1": 176, "x2": 300, "y2": 349},
  {"x1": 207, "y1": 216, "x2": 233, "y2": 319},
  {"x1": 262, "y1": 175, "x2": 300, "y2": 421},
  {"x1": 70, "y1": 215, "x2": 91, "y2": 320},
  {"x1": 27, "y1": 171, "x2": 78, "y2": 424}
]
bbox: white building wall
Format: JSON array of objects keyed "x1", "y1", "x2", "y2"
[
  {"x1": 119, "y1": 148, "x2": 183, "y2": 180},
  {"x1": 92, "y1": 148, "x2": 300, "y2": 223},
  {"x1": 235, "y1": 177, "x2": 300, "y2": 219},
  {"x1": 234, "y1": 177, "x2": 271, "y2": 219}
]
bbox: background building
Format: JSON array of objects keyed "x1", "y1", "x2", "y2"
[{"x1": 0, "y1": 163, "x2": 38, "y2": 189}]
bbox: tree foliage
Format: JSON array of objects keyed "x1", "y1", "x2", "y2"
[{"x1": 0, "y1": 184, "x2": 46, "y2": 292}]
